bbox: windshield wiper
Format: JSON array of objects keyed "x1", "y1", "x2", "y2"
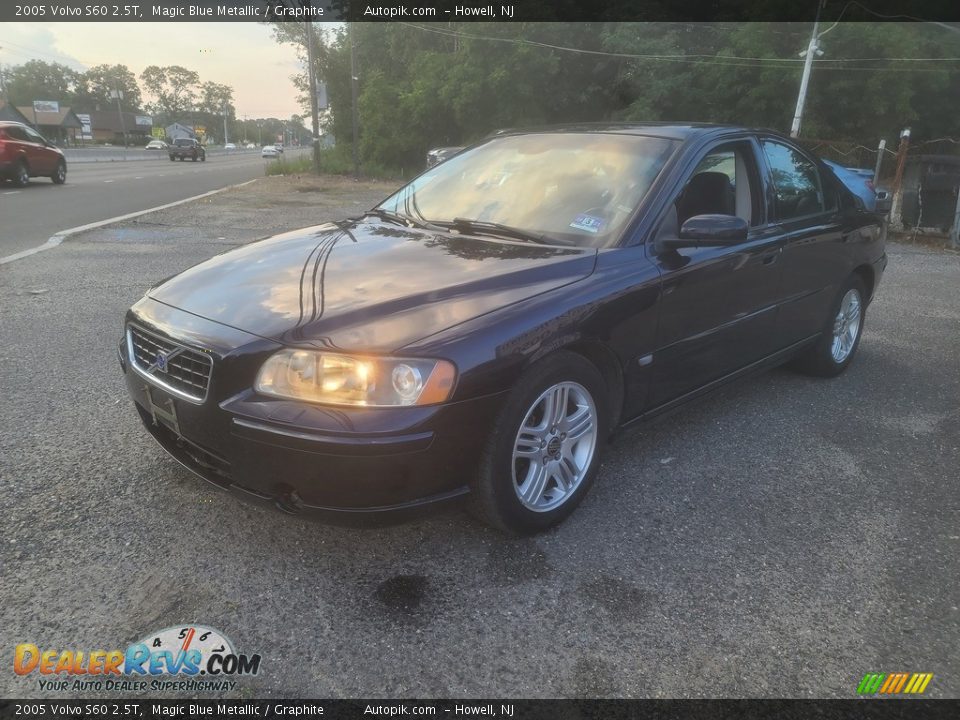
[
  {"x1": 361, "y1": 208, "x2": 434, "y2": 229},
  {"x1": 437, "y1": 218, "x2": 573, "y2": 246}
]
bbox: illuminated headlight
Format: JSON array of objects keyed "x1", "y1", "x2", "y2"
[{"x1": 255, "y1": 350, "x2": 456, "y2": 407}]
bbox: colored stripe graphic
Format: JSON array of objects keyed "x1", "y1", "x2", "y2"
[
  {"x1": 857, "y1": 672, "x2": 933, "y2": 694},
  {"x1": 857, "y1": 673, "x2": 885, "y2": 694}
]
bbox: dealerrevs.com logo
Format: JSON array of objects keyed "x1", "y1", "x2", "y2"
[{"x1": 14, "y1": 625, "x2": 262, "y2": 693}]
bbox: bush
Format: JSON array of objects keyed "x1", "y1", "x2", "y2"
[{"x1": 263, "y1": 145, "x2": 405, "y2": 180}]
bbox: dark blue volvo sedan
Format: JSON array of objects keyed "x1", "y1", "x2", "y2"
[{"x1": 120, "y1": 124, "x2": 886, "y2": 534}]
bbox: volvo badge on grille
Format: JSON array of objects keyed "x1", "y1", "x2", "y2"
[{"x1": 147, "y1": 346, "x2": 183, "y2": 373}]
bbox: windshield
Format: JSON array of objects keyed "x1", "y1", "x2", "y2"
[
  {"x1": 174, "y1": 139, "x2": 193, "y2": 146},
  {"x1": 379, "y1": 133, "x2": 678, "y2": 246}
]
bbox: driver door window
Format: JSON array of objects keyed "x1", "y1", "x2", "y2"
[
  {"x1": 24, "y1": 127, "x2": 46, "y2": 145},
  {"x1": 658, "y1": 141, "x2": 762, "y2": 241},
  {"x1": 677, "y1": 143, "x2": 760, "y2": 227}
]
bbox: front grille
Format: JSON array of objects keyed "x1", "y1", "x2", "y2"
[{"x1": 128, "y1": 324, "x2": 213, "y2": 402}]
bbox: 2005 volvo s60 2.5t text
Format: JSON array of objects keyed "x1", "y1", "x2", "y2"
[{"x1": 119, "y1": 124, "x2": 886, "y2": 534}]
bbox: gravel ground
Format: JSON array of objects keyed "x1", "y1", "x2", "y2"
[{"x1": 1, "y1": 175, "x2": 958, "y2": 699}]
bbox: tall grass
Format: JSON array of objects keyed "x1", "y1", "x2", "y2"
[{"x1": 264, "y1": 146, "x2": 402, "y2": 180}]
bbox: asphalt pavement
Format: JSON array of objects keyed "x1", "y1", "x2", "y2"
[
  {"x1": 0, "y1": 178, "x2": 957, "y2": 699},
  {"x1": 0, "y1": 148, "x2": 306, "y2": 257}
]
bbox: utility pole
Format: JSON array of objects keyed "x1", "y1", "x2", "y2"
[
  {"x1": 950, "y1": 184, "x2": 960, "y2": 249},
  {"x1": 349, "y1": 22, "x2": 360, "y2": 178},
  {"x1": 112, "y1": 81, "x2": 128, "y2": 150},
  {"x1": 889, "y1": 127, "x2": 911, "y2": 231},
  {"x1": 304, "y1": 17, "x2": 322, "y2": 175},
  {"x1": 872, "y1": 139, "x2": 886, "y2": 187},
  {"x1": 0, "y1": 48, "x2": 8, "y2": 102},
  {"x1": 222, "y1": 104, "x2": 228, "y2": 145},
  {"x1": 790, "y1": 1, "x2": 824, "y2": 138}
]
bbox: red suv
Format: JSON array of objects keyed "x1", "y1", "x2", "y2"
[{"x1": 0, "y1": 121, "x2": 67, "y2": 187}]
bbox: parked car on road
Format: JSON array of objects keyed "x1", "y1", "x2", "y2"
[
  {"x1": 145, "y1": 139, "x2": 168, "y2": 150},
  {"x1": 245, "y1": 142, "x2": 256, "y2": 149},
  {"x1": 0, "y1": 121, "x2": 67, "y2": 186},
  {"x1": 426, "y1": 146, "x2": 464, "y2": 167},
  {"x1": 224, "y1": 143, "x2": 237, "y2": 151},
  {"x1": 169, "y1": 138, "x2": 206, "y2": 162},
  {"x1": 822, "y1": 159, "x2": 890, "y2": 214},
  {"x1": 120, "y1": 123, "x2": 886, "y2": 533},
  {"x1": 261, "y1": 145, "x2": 279, "y2": 159}
]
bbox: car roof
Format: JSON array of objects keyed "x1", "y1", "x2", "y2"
[{"x1": 490, "y1": 121, "x2": 784, "y2": 142}]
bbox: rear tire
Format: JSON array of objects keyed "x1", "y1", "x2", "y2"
[
  {"x1": 790, "y1": 275, "x2": 867, "y2": 377},
  {"x1": 51, "y1": 160, "x2": 66, "y2": 184},
  {"x1": 12, "y1": 160, "x2": 29, "y2": 187},
  {"x1": 470, "y1": 351, "x2": 609, "y2": 534}
]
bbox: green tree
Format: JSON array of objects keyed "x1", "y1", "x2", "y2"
[
  {"x1": 140, "y1": 65, "x2": 199, "y2": 122},
  {"x1": 4, "y1": 59, "x2": 82, "y2": 107},
  {"x1": 270, "y1": 21, "x2": 960, "y2": 173},
  {"x1": 75, "y1": 64, "x2": 142, "y2": 112}
]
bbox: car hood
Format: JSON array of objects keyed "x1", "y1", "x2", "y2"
[{"x1": 148, "y1": 219, "x2": 597, "y2": 352}]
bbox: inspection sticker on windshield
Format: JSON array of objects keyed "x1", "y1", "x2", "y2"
[{"x1": 570, "y1": 214, "x2": 605, "y2": 233}]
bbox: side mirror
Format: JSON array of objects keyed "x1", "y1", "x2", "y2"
[{"x1": 659, "y1": 214, "x2": 748, "y2": 251}]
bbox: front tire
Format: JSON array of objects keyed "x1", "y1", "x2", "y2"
[
  {"x1": 790, "y1": 276, "x2": 867, "y2": 377},
  {"x1": 51, "y1": 160, "x2": 66, "y2": 184},
  {"x1": 12, "y1": 160, "x2": 29, "y2": 187},
  {"x1": 471, "y1": 351, "x2": 609, "y2": 534}
]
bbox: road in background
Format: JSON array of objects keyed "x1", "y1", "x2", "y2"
[{"x1": 0, "y1": 148, "x2": 306, "y2": 257}]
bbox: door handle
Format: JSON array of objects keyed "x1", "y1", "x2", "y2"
[{"x1": 761, "y1": 250, "x2": 780, "y2": 266}]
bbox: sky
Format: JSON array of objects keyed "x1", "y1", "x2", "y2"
[{"x1": 0, "y1": 22, "x2": 310, "y2": 119}]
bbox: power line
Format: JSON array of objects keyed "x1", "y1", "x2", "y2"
[{"x1": 397, "y1": 21, "x2": 960, "y2": 71}]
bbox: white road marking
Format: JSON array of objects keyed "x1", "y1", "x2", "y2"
[
  {"x1": 4, "y1": 191, "x2": 21, "y2": 195},
  {"x1": 103, "y1": 180, "x2": 114, "y2": 183},
  {"x1": 0, "y1": 179, "x2": 257, "y2": 266},
  {"x1": 134, "y1": 176, "x2": 143, "y2": 179}
]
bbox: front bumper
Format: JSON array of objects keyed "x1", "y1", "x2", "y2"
[{"x1": 119, "y1": 306, "x2": 506, "y2": 525}]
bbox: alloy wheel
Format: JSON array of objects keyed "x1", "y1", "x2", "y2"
[
  {"x1": 831, "y1": 288, "x2": 862, "y2": 363},
  {"x1": 512, "y1": 381, "x2": 598, "y2": 512}
]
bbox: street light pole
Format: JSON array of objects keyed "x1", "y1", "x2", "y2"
[
  {"x1": 349, "y1": 22, "x2": 360, "y2": 177},
  {"x1": 112, "y1": 81, "x2": 128, "y2": 151},
  {"x1": 304, "y1": 18, "x2": 322, "y2": 175},
  {"x1": 222, "y1": 104, "x2": 228, "y2": 145},
  {"x1": 790, "y1": 2, "x2": 824, "y2": 138}
]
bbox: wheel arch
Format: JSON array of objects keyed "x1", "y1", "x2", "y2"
[
  {"x1": 558, "y1": 339, "x2": 625, "y2": 429},
  {"x1": 852, "y1": 263, "x2": 875, "y2": 302}
]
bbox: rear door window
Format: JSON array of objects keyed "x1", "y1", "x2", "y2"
[{"x1": 761, "y1": 139, "x2": 825, "y2": 220}]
